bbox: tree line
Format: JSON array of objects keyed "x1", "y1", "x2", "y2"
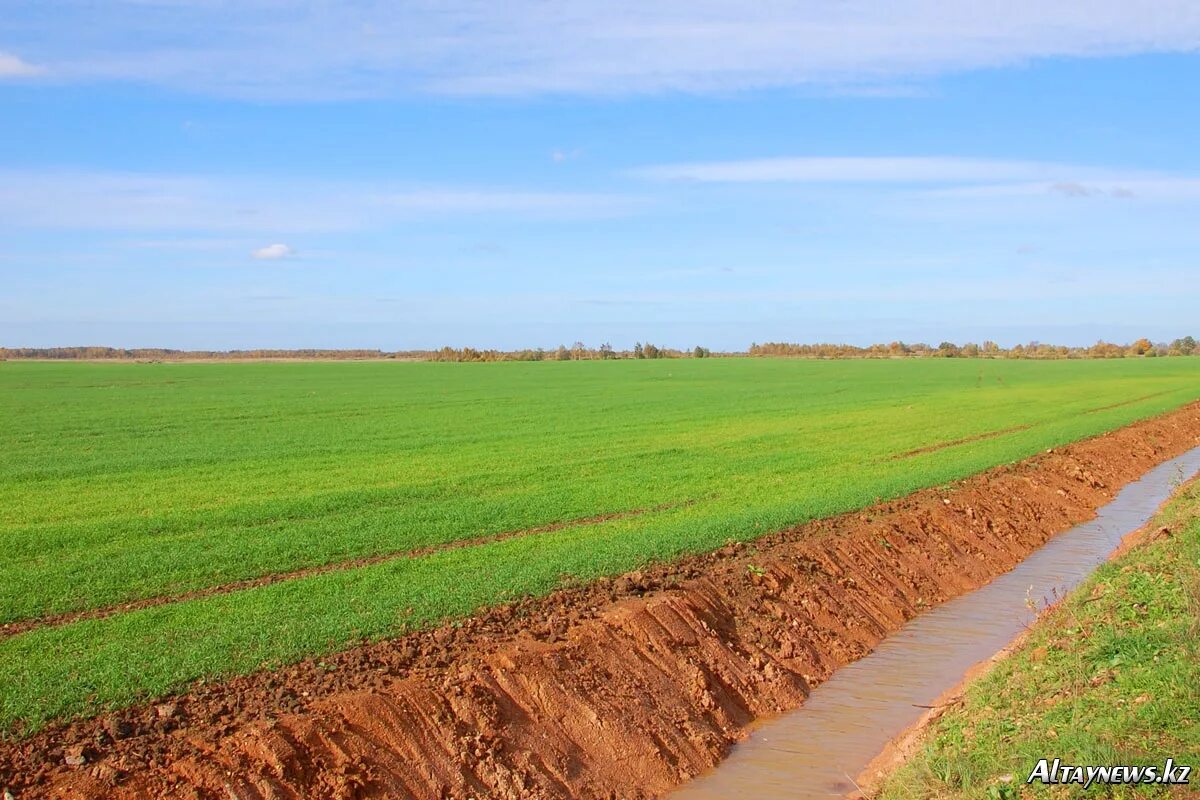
[
  {"x1": 2, "y1": 337, "x2": 1195, "y2": 362},
  {"x1": 0, "y1": 347, "x2": 389, "y2": 361},
  {"x1": 748, "y1": 336, "x2": 1198, "y2": 359},
  {"x1": 426, "y1": 342, "x2": 708, "y2": 361}
]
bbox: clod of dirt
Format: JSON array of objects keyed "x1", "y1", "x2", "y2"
[
  {"x1": 102, "y1": 718, "x2": 134, "y2": 740},
  {"x1": 614, "y1": 571, "x2": 652, "y2": 595}
]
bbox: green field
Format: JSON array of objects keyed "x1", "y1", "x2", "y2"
[{"x1": 2, "y1": 358, "x2": 1199, "y2": 733}]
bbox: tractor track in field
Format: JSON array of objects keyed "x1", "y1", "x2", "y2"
[
  {"x1": 1081, "y1": 389, "x2": 1174, "y2": 414},
  {"x1": 890, "y1": 392, "x2": 1177, "y2": 461},
  {"x1": 4, "y1": 403, "x2": 1200, "y2": 799},
  {"x1": 0, "y1": 503, "x2": 692, "y2": 640},
  {"x1": 891, "y1": 424, "x2": 1032, "y2": 459}
]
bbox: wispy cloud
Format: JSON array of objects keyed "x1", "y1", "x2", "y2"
[
  {"x1": 927, "y1": 177, "x2": 1200, "y2": 200},
  {"x1": 375, "y1": 188, "x2": 633, "y2": 215},
  {"x1": 0, "y1": 170, "x2": 642, "y2": 232},
  {"x1": 552, "y1": 148, "x2": 584, "y2": 163},
  {"x1": 1049, "y1": 181, "x2": 1104, "y2": 198},
  {"x1": 5, "y1": 1, "x2": 1200, "y2": 97},
  {"x1": 1046, "y1": 181, "x2": 1135, "y2": 199},
  {"x1": 632, "y1": 156, "x2": 1134, "y2": 184},
  {"x1": 0, "y1": 50, "x2": 44, "y2": 78},
  {"x1": 633, "y1": 156, "x2": 1200, "y2": 204},
  {"x1": 126, "y1": 238, "x2": 243, "y2": 251}
]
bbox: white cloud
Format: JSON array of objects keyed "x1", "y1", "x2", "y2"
[
  {"x1": 376, "y1": 188, "x2": 630, "y2": 214},
  {"x1": 5, "y1": 1, "x2": 1200, "y2": 97},
  {"x1": 0, "y1": 170, "x2": 642, "y2": 232},
  {"x1": 1044, "y1": 181, "x2": 1137, "y2": 199},
  {"x1": 1049, "y1": 181, "x2": 1103, "y2": 198},
  {"x1": 632, "y1": 156, "x2": 1200, "y2": 202},
  {"x1": 0, "y1": 51, "x2": 44, "y2": 78},
  {"x1": 251, "y1": 243, "x2": 294, "y2": 260},
  {"x1": 633, "y1": 156, "x2": 1088, "y2": 183},
  {"x1": 552, "y1": 149, "x2": 583, "y2": 163},
  {"x1": 127, "y1": 238, "x2": 243, "y2": 251},
  {"x1": 927, "y1": 177, "x2": 1200, "y2": 200},
  {"x1": 633, "y1": 154, "x2": 1147, "y2": 184}
]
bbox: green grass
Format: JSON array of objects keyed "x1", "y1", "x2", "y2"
[
  {"x1": 877, "y1": 478, "x2": 1200, "y2": 799},
  {"x1": 1, "y1": 357, "x2": 1199, "y2": 733}
]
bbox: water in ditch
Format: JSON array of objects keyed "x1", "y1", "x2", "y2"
[{"x1": 672, "y1": 445, "x2": 1200, "y2": 799}]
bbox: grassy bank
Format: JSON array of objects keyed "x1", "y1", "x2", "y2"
[{"x1": 877, "y1": 478, "x2": 1200, "y2": 798}]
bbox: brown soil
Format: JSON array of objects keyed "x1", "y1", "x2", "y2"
[{"x1": 4, "y1": 404, "x2": 1200, "y2": 800}]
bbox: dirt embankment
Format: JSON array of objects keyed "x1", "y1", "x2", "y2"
[{"x1": 6, "y1": 405, "x2": 1200, "y2": 800}]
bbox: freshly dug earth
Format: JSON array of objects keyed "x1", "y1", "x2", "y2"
[{"x1": 6, "y1": 405, "x2": 1200, "y2": 800}]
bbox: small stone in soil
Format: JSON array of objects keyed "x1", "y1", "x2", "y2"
[{"x1": 63, "y1": 745, "x2": 89, "y2": 767}]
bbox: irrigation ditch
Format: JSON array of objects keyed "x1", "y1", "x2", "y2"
[{"x1": 673, "y1": 439, "x2": 1200, "y2": 799}]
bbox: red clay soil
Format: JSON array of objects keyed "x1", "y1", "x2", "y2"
[{"x1": 5, "y1": 404, "x2": 1200, "y2": 800}]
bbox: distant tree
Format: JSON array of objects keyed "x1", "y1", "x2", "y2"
[
  {"x1": 633, "y1": 342, "x2": 645, "y2": 359},
  {"x1": 1172, "y1": 335, "x2": 1197, "y2": 355},
  {"x1": 937, "y1": 341, "x2": 961, "y2": 357},
  {"x1": 598, "y1": 342, "x2": 615, "y2": 359},
  {"x1": 1130, "y1": 338, "x2": 1154, "y2": 356},
  {"x1": 555, "y1": 345, "x2": 571, "y2": 361},
  {"x1": 693, "y1": 346, "x2": 710, "y2": 359},
  {"x1": 643, "y1": 342, "x2": 661, "y2": 359}
]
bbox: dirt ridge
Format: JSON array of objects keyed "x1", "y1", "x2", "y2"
[{"x1": 5, "y1": 404, "x2": 1200, "y2": 799}]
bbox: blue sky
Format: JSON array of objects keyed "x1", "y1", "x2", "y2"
[{"x1": 2, "y1": 2, "x2": 1199, "y2": 351}]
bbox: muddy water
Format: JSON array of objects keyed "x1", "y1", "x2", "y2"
[{"x1": 673, "y1": 446, "x2": 1200, "y2": 800}]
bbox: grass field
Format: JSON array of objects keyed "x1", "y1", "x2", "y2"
[
  {"x1": 878, "y1": 477, "x2": 1200, "y2": 799},
  {"x1": 2, "y1": 357, "x2": 1200, "y2": 733}
]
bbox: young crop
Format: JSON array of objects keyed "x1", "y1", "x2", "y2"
[{"x1": 1, "y1": 357, "x2": 1198, "y2": 732}]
